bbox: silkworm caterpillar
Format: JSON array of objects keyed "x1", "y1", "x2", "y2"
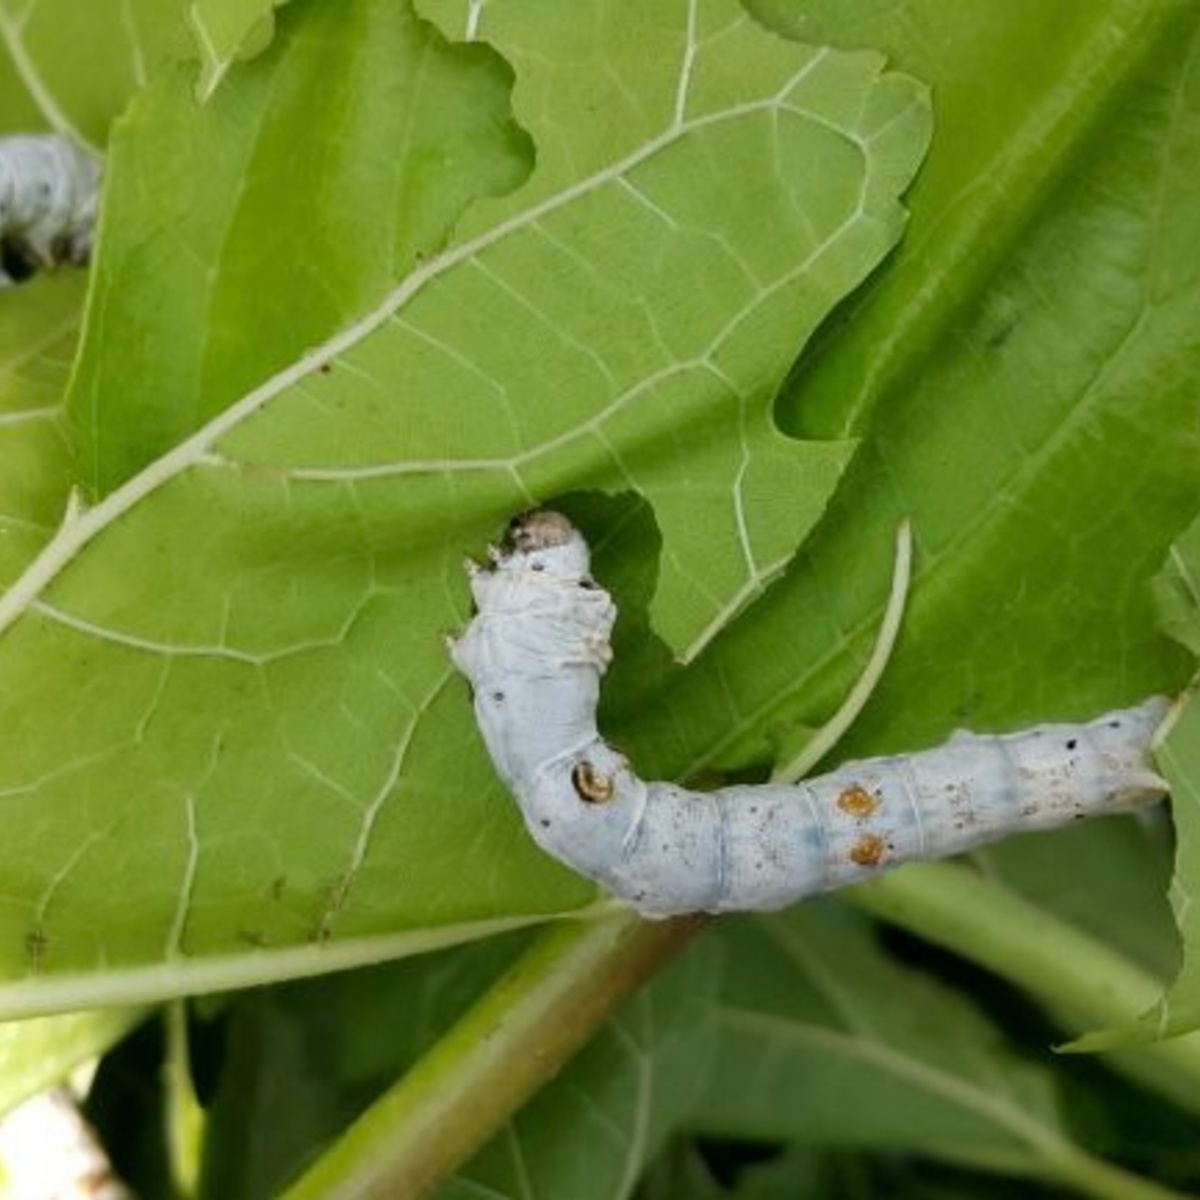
[
  {"x1": 0, "y1": 134, "x2": 102, "y2": 287},
  {"x1": 449, "y1": 511, "x2": 1170, "y2": 918}
]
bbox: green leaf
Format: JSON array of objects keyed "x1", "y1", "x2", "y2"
[
  {"x1": 694, "y1": 905, "x2": 1193, "y2": 1198},
  {"x1": 1153, "y1": 522, "x2": 1200, "y2": 1037},
  {"x1": 1154, "y1": 515, "x2": 1200, "y2": 658},
  {"x1": 187, "y1": 0, "x2": 295, "y2": 100},
  {"x1": 0, "y1": 0, "x2": 930, "y2": 1013},
  {"x1": 626, "y1": 0, "x2": 1200, "y2": 780},
  {"x1": 0, "y1": 32, "x2": 165, "y2": 1108},
  {"x1": 696, "y1": 906, "x2": 1067, "y2": 1174},
  {"x1": 0, "y1": 0, "x2": 190, "y2": 583},
  {"x1": 1085, "y1": 702, "x2": 1200, "y2": 1053},
  {"x1": 0, "y1": 1006, "x2": 144, "y2": 1116},
  {"x1": 6, "y1": 3, "x2": 1200, "y2": 1195},
  {"x1": 0, "y1": 0, "x2": 191, "y2": 147},
  {"x1": 416, "y1": 0, "x2": 929, "y2": 654},
  {"x1": 748, "y1": 0, "x2": 1193, "y2": 439},
  {"x1": 1074, "y1": 521, "x2": 1200, "y2": 1049},
  {"x1": 0, "y1": 273, "x2": 84, "y2": 583},
  {"x1": 70, "y1": 0, "x2": 533, "y2": 496}
]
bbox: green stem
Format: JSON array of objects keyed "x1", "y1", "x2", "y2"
[
  {"x1": 278, "y1": 863, "x2": 1200, "y2": 1200},
  {"x1": 848, "y1": 862, "x2": 1200, "y2": 1113},
  {"x1": 277, "y1": 910, "x2": 706, "y2": 1200},
  {"x1": 164, "y1": 1000, "x2": 203, "y2": 1197},
  {"x1": 1048, "y1": 1142, "x2": 1195, "y2": 1200}
]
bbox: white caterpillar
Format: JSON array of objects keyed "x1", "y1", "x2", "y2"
[
  {"x1": 449, "y1": 511, "x2": 1170, "y2": 918},
  {"x1": 0, "y1": 134, "x2": 101, "y2": 287}
]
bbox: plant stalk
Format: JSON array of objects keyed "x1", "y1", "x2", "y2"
[
  {"x1": 278, "y1": 910, "x2": 706, "y2": 1200},
  {"x1": 280, "y1": 861, "x2": 1200, "y2": 1199},
  {"x1": 848, "y1": 862, "x2": 1200, "y2": 1113},
  {"x1": 1047, "y1": 1140, "x2": 1196, "y2": 1200}
]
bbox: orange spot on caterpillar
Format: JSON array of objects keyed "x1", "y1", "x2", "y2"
[
  {"x1": 849, "y1": 834, "x2": 886, "y2": 868},
  {"x1": 836, "y1": 785, "x2": 879, "y2": 818}
]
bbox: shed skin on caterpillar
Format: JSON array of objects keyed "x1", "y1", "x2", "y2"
[{"x1": 450, "y1": 511, "x2": 1171, "y2": 918}]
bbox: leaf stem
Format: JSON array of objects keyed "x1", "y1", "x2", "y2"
[
  {"x1": 847, "y1": 862, "x2": 1200, "y2": 1113},
  {"x1": 164, "y1": 1000, "x2": 203, "y2": 1197},
  {"x1": 277, "y1": 910, "x2": 706, "y2": 1200},
  {"x1": 1046, "y1": 1142, "x2": 1196, "y2": 1200},
  {"x1": 772, "y1": 519, "x2": 912, "y2": 783}
]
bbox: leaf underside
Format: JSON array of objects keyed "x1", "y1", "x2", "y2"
[
  {"x1": 0, "y1": 0, "x2": 930, "y2": 1011},
  {"x1": 5, "y1": 1, "x2": 1200, "y2": 1196}
]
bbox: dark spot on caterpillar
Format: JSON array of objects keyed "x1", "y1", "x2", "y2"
[
  {"x1": 492, "y1": 690, "x2": 505, "y2": 703},
  {"x1": 531, "y1": 561, "x2": 545, "y2": 572},
  {"x1": 572, "y1": 760, "x2": 616, "y2": 804},
  {"x1": 540, "y1": 818, "x2": 551, "y2": 828},
  {"x1": 749, "y1": 806, "x2": 759, "y2": 816},
  {"x1": 1065, "y1": 738, "x2": 1078, "y2": 750},
  {"x1": 849, "y1": 834, "x2": 886, "y2": 868},
  {"x1": 1108, "y1": 720, "x2": 1122, "y2": 729},
  {"x1": 579, "y1": 577, "x2": 599, "y2": 590},
  {"x1": 319, "y1": 362, "x2": 332, "y2": 374},
  {"x1": 836, "y1": 784, "x2": 879, "y2": 818}
]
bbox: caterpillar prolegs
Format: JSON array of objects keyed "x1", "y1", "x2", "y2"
[
  {"x1": 0, "y1": 134, "x2": 101, "y2": 287},
  {"x1": 449, "y1": 511, "x2": 1170, "y2": 919}
]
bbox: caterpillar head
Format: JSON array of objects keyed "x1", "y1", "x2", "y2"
[{"x1": 501, "y1": 510, "x2": 592, "y2": 581}]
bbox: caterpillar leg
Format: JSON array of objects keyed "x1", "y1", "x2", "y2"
[{"x1": 772, "y1": 519, "x2": 913, "y2": 785}]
